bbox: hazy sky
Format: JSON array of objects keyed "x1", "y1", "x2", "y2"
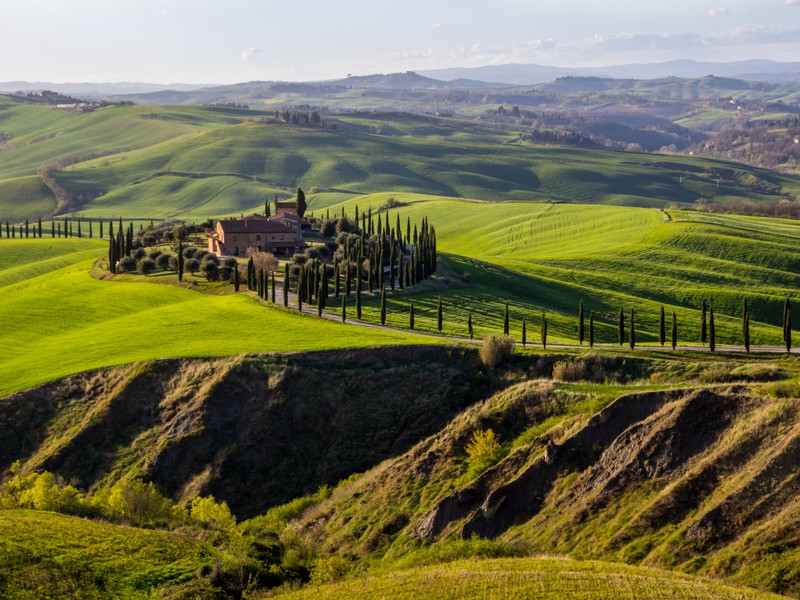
[{"x1": 2, "y1": 0, "x2": 800, "y2": 83}]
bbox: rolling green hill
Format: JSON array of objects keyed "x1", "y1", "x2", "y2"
[
  {"x1": 281, "y1": 557, "x2": 784, "y2": 599},
  {"x1": 2, "y1": 100, "x2": 799, "y2": 221},
  {"x1": 0, "y1": 510, "x2": 218, "y2": 598}
]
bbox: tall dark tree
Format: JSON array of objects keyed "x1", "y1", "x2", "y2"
[
  {"x1": 589, "y1": 312, "x2": 594, "y2": 348},
  {"x1": 265, "y1": 196, "x2": 271, "y2": 217},
  {"x1": 297, "y1": 269, "x2": 304, "y2": 312},
  {"x1": 38, "y1": 217, "x2": 42, "y2": 238},
  {"x1": 341, "y1": 294, "x2": 346, "y2": 323},
  {"x1": 437, "y1": 296, "x2": 443, "y2": 332},
  {"x1": 88, "y1": 220, "x2": 93, "y2": 239},
  {"x1": 271, "y1": 272, "x2": 276, "y2": 303},
  {"x1": 742, "y1": 298, "x2": 750, "y2": 352},
  {"x1": 295, "y1": 187, "x2": 307, "y2": 219},
  {"x1": 380, "y1": 286, "x2": 387, "y2": 325},
  {"x1": 671, "y1": 311, "x2": 678, "y2": 350},
  {"x1": 234, "y1": 262, "x2": 240, "y2": 292},
  {"x1": 522, "y1": 318, "x2": 527, "y2": 347},
  {"x1": 178, "y1": 242, "x2": 184, "y2": 282},
  {"x1": 409, "y1": 303, "x2": 415, "y2": 330},
  {"x1": 247, "y1": 257, "x2": 255, "y2": 290},
  {"x1": 283, "y1": 263, "x2": 289, "y2": 307},
  {"x1": 356, "y1": 280, "x2": 362, "y2": 320},
  {"x1": 785, "y1": 298, "x2": 792, "y2": 353},
  {"x1": 659, "y1": 305, "x2": 666, "y2": 346},
  {"x1": 618, "y1": 307, "x2": 624, "y2": 346},
  {"x1": 701, "y1": 299, "x2": 708, "y2": 346},
  {"x1": 578, "y1": 300, "x2": 585, "y2": 345},
  {"x1": 25, "y1": 219, "x2": 29, "y2": 238},
  {"x1": 629, "y1": 309, "x2": 635, "y2": 350},
  {"x1": 709, "y1": 307, "x2": 716, "y2": 352},
  {"x1": 503, "y1": 302, "x2": 509, "y2": 336},
  {"x1": 468, "y1": 312, "x2": 473, "y2": 339},
  {"x1": 541, "y1": 313, "x2": 548, "y2": 350}
]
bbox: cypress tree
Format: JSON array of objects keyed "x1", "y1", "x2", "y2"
[
  {"x1": 618, "y1": 306, "x2": 624, "y2": 346},
  {"x1": 701, "y1": 299, "x2": 708, "y2": 346},
  {"x1": 25, "y1": 218, "x2": 29, "y2": 238},
  {"x1": 437, "y1": 296, "x2": 443, "y2": 332},
  {"x1": 88, "y1": 220, "x2": 92, "y2": 239},
  {"x1": 38, "y1": 217, "x2": 42, "y2": 238},
  {"x1": 234, "y1": 263, "x2": 240, "y2": 292},
  {"x1": 318, "y1": 280, "x2": 324, "y2": 317},
  {"x1": 51, "y1": 221, "x2": 55, "y2": 237},
  {"x1": 541, "y1": 313, "x2": 548, "y2": 349},
  {"x1": 341, "y1": 294, "x2": 346, "y2": 323},
  {"x1": 283, "y1": 264, "x2": 289, "y2": 307},
  {"x1": 334, "y1": 263, "x2": 340, "y2": 297},
  {"x1": 468, "y1": 312, "x2": 473, "y2": 339},
  {"x1": 671, "y1": 311, "x2": 678, "y2": 350},
  {"x1": 297, "y1": 270, "x2": 303, "y2": 312},
  {"x1": 743, "y1": 298, "x2": 750, "y2": 352},
  {"x1": 380, "y1": 286, "x2": 387, "y2": 325},
  {"x1": 178, "y1": 242, "x2": 184, "y2": 282},
  {"x1": 409, "y1": 303, "x2": 415, "y2": 330},
  {"x1": 629, "y1": 309, "x2": 635, "y2": 350},
  {"x1": 247, "y1": 257, "x2": 255, "y2": 290},
  {"x1": 108, "y1": 238, "x2": 116, "y2": 273},
  {"x1": 271, "y1": 272, "x2": 276, "y2": 303},
  {"x1": 503, "y1": 302, "x2": 509, "y2": 336},
  {"x1": 785, "y1": 298, "x2": 792, "y2": 353},
  {"x1": 659, "y1": 305, "x2": 666, "y2": 346},
  {"x1": 77, "y1": 220, "x2": 82, "y2": 238},
  {"x1": 99, "y1": 221, "x2": 103, "y2": 239},
  {"x1": 346, "y1": 262, "x2": 352, "y2": 296},
  {"x1": 5, "y1": 221, "x2": 9, "y2": 238},
  {"x1": 709, "y1": 307, "x2": 716, "y2": 352},
  {"x1": 578, "y1": 300, "x2": 585, "y2": 345},
  {"x1": 589, "y1": 312, "x2": 594, "y2": 349},
  {"x1": 356, "y1": 280, "x2": 362, "y2": 319},
  {"x1": 522, "y1": 318, "x2": 527, "y2": 347}
]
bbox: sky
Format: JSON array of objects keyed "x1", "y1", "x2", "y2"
[{"x1": 2, "y1": 0, "x2": 800, "y2": 83}]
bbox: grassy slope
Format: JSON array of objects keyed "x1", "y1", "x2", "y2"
[
  {"x1": 0, "y1": 239, "x2": 430, "y2": 396},
  {"x1": 282, "y1": 557, "x2": 782, "y2": 599},
  {"x1": 2, "y1": 101, "x2": 799, "y2": 221},
  {"x1": 0, "y1": 510, "x2": 216, "y2": 598},
  {"x1": 324, "y1": 193, "x2": 800, "y2": 346}
]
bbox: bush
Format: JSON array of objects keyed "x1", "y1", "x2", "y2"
[
  {"x1": 222, "y1": 257, "x2": 237, "y2": 269},
  {"x1": 137, "y1": 257, "x2": 156, "y2": 275},
  {"x1": 201, "y1": 261, "x2": 219, "y2": 281},
  {"x1": 464, "y1": 429, "x2": 503, "y2": 476},
  {"x1": 94, "y1": 479, "x2": 186, "y2": 526},
  {"x1": 131, "y1": 247, "x2": 146, "y2": 260},
  {"x1": 552, "y1": 354, "x2": 633, "y2": 383},
  {"x1": 148, "y1": 249, "x2": 162, "y2": 261},
  {"x1": 185, "y1": 257, "x2": 200, "y2": 274},
  {"x1": 156, "y1": 253, "x2": 173, "y2": 270},
  {"x1": 309, "y1": 555, "x2": 354, "y2": 585},
  {"x1": 190, "y1": 496, "x2": 236, "y2": 531},
  {"x1": 118, "y1": 256, "x2": 137, "y2": 272},
  {"x1": 182, "y1": 246, "x2": 198, "y2": 259},
  {"x1": 480, "y1": 335, "x2": 514, "y2": 368}
]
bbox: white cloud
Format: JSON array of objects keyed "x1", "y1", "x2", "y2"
[
  {"x1": 585, "y1": 31, "x2": 703, "y2": 51},
  {"x1": 431, "y1": 23, "x2": 444, "y2": 29},
  {"x1": 706, "y1": 24, "x2": 800, "y2": 45},
  {"x1": 782, "y1": 0, "x2": 800, "y2": 5},
  {"x1": 240, "y1": 47, "x2": 263, "y2": 61},
  {"x1": 707, "y1": 8, "x2": 732, "y2": 17}
]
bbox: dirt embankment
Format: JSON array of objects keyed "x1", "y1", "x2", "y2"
[{"x1": 0, "y1": 346, "x2": 486, "y2": 518}]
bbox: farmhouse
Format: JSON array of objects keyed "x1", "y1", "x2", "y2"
[{"x1": 207, "y1": 197, "x2": 305, "y2": 256}]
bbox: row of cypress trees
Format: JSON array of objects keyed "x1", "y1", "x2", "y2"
[{"x1": 1, "y1": 217, "x2": 102, "y2": 239}]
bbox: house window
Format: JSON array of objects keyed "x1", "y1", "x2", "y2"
[
  {"x1": 256, "y1": 235, "x2": 261, "y2": 241},
  {"x1": 233, "y1": 235, "x2": 238, "y2": 241}
]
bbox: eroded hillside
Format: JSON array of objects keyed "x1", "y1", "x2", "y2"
[{"x1": 0, "y1": 346, "x2": 486, "y2": 518}]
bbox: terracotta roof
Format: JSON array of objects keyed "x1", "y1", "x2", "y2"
[{"x1": 217, "y1": 219, "x2": 296, "y2": 234}]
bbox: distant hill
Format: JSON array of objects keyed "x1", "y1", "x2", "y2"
[{"x1": 421, "y1": 59, "x2": 800, "y2": 85}]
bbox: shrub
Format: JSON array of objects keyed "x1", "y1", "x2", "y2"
[
  {"x1": 480, "y1": 335, "x2": 513, "y2": 367},
  {"x1": 137, "y1": 257, "x2": 156, "y2": 275},
  {"x1": 94, "y1": 479, "x2": 186, "y2": 526},
  {"x1": 552, "y1": 354, "x2": 633, "y2": 383},
  {"x1": 148, "y1": 249, "x2": 162, "y2": 261},
  {"x1": 185, "y1": 257, "x2": 200, "y2": 274},
  {"x1": 118, "y1": 256, "x2": 137, "y2": 272},
  {"x1": 131, "y1": 247, "x2": 146, "y2": 260},
  {"x1": 465, "y1": 429, "x2": 503, "y2": 476},
  {"x1": 190, "y1": 496, "x2": 236, "y2": 531},
  {"x1": 201, "y1": 260, "x2": 219, "y2": 281},
  {"x1": 182, "y1": 246, "x2": 198, "y2": 259},
  {"x1": 223, "y1": 256, "x2": 237, "y2": 269},
  {"x1": 309, "y1": 555, "x2": 354, "y2": 585},
  {"x1": 156, "y1": 253, "x2": 173, "y2": 270}
]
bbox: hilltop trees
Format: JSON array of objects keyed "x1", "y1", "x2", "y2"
[{"x1": 296, "y1": 187, "x2": 307, "y2": 219}]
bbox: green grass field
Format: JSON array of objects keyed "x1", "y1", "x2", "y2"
[
  {"x1": 0, "y1": 239, "x2": 430, "y2": 396},
  {"x1": 0, "y1": 510, "x2": 217, "y2": 598},
  {"x1": 281, "y1": 557, "x2": 783, "y2": 599},
  {"x1": 3, "y1": 99, "x2": 799, "y2": 221}
]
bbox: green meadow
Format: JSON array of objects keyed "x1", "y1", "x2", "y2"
[
  {"x1": 2, "y1": 99, "x2": 800, "y2": 221},
  {"x1": 0, "y1": 239, "x2": 428, "y2": 397}
]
